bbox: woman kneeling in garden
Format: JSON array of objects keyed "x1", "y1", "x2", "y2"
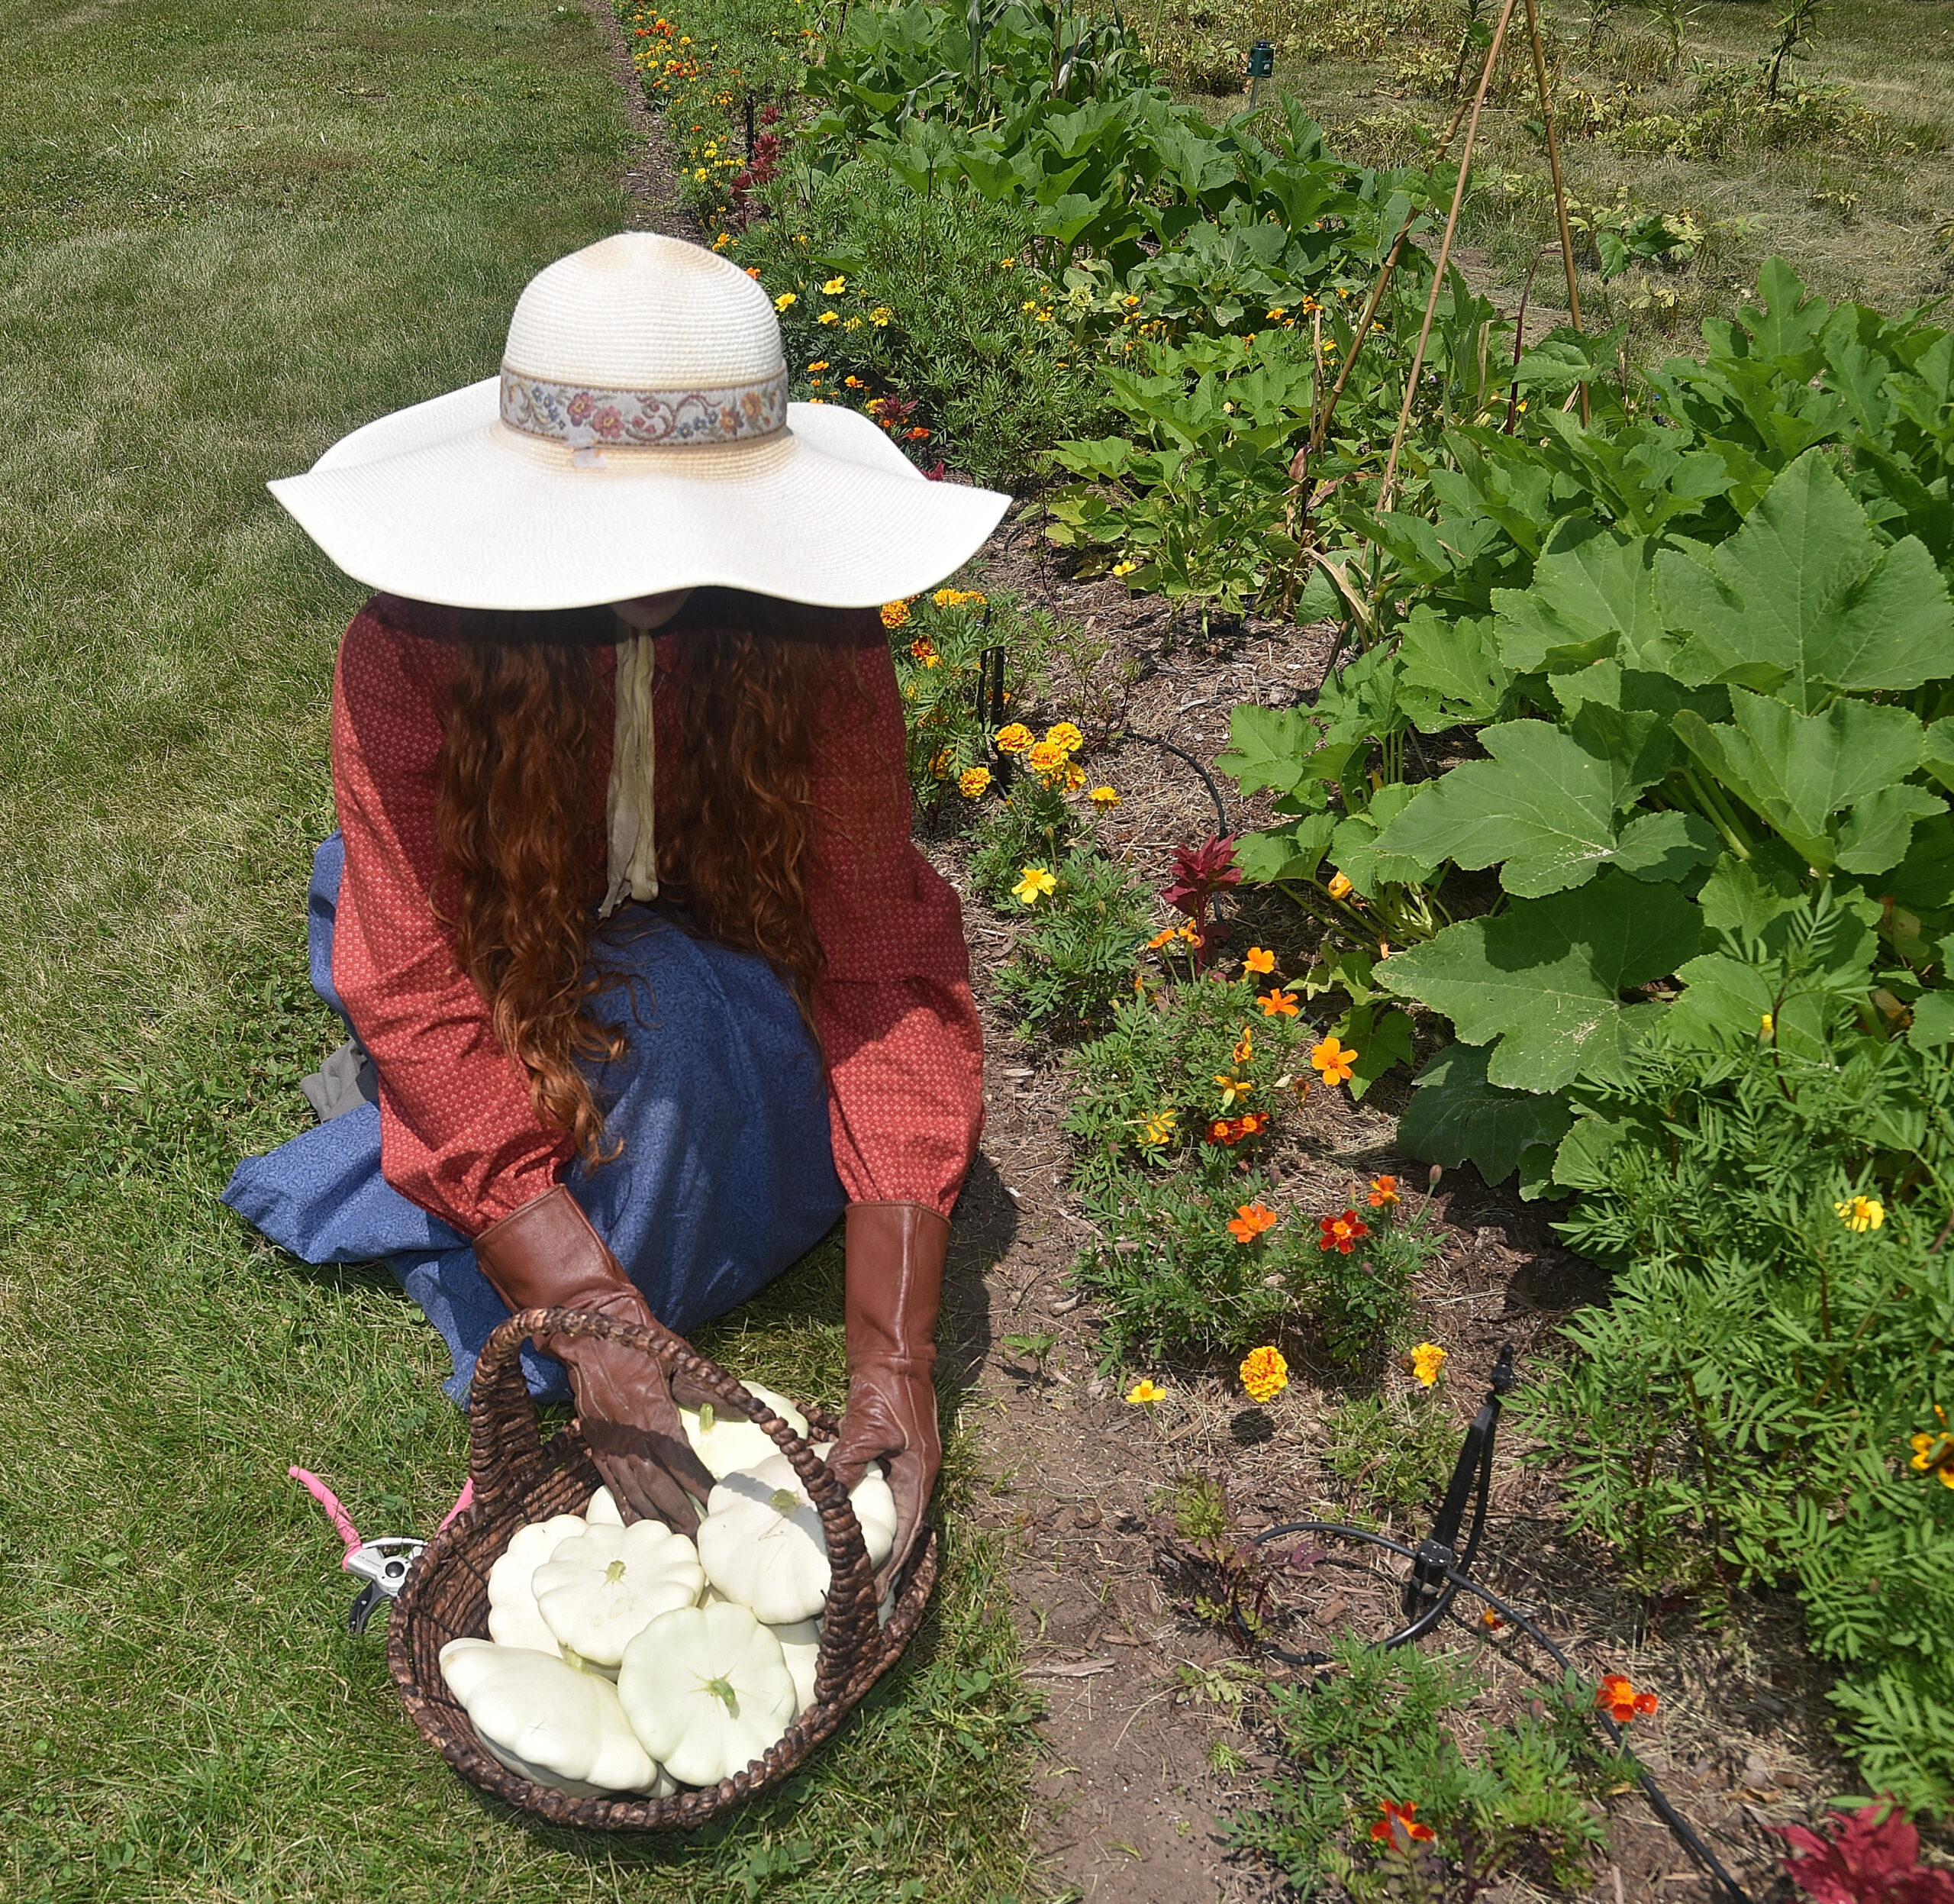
[{"x1": 225, "y1": 234, "x2": 1009, "y2": 1582}]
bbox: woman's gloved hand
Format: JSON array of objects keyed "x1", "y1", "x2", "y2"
[
  {"x1": 472, "y1": 1185, "x2": 716, "y2": 1534},
  {"x1": 827, "y1": 1201, "x2": 946, "y2": 1590}
]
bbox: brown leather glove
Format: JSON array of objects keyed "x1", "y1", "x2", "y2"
[
  {"x1": 827, "y1": 1201, "x2": 946, "y2": 1588},
  {"x1": 472, "y1": 1185, "x2": 716, "y2": 1534}
]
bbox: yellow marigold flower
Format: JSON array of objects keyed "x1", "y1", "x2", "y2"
[
  {"x1": 1245, "y1": 946, "x2": 1275, "y2": 975},
  {"x1": 842, "y1": 315, "x2": 863, "y2": 331},
  {"x1": 1909, "y1": 1411, "x2": 1954, "y2": 1487},
  {"x1": 1327, "y1": 870, "x2": 1354, "y2": 899},
  {"x1": 1111, "y1": 560, "x2": 1138, "y2": 577},
  {"x1": 821, "y1": 275, "x2": 847, "y2": 295},
  {"x1": 1014, "y1": 866, "x2": 1057, "y2": 905},
  {"x1": 999, "y1": 255, "x2": 1017, "y2": 268},
  {"x1": 1240, "y1": 1345, "x2": 1289, "y2": 1404},
  {"x1": 879, "y1": 599, "x2": 911, "y2": 630},
  {"x1": 959, "y1": 766, "x2": 993, "y2": 799},
  {"x1": 1126, "y1": 1378, "x2": 1166, "y2": 1405},
  {"x1": 1027, "y1": 739, "x2": 1066, "y2": 775},
  {"x1": 805, "y1": 359, "x2": 830, "y2": 372},
  {"x1": 927, "y1": 747, "x2": 952, "y2": 779},
  {"x1": 817, "y1": 311, "x2": 840, "y2": 326},
  {"x1": 1310, "y1": 1035, "x2": 1358, "y2": 1086},
  {"x1": 1062, "y1": 761, "x2": 1085, "y2": 789},
  {"x1": 1089, "y1": 784, "x2": 1120, "y2": 810},
  {"x1": 1045, "y1": 721, "x2": 1085, "y2": 756},
  {"x1": 1137, "y1": 1109, "x2": 1177, "y2": 1147},
  {"x1": 774, "y1": 292, "x2": 798, "y2": 311},
  {"x1": 1214, "y1": 1073, "x2": 1254, "y2": 1109},
  {"x1": 1266, "y1": 307, "x2": 1287, "y2": 320},
  {"x1": 1233, "y1": 1025, "x2": 1254, "y2": 1064},
  {"x1": 869, "y1": 306, "x2": 892, "y2": 326},
  {"x1": 1410, "y1": 1342, "x2": 1447, "y2": 1387},
  {"x1": 711, "y1": 231, "x2": 734, "y2": 250},
  {"x1": 995, "y1": 722, "x2": 1034, "y2": 754},
  {"x1": 1836, "y1": 1194, "x2": 1885, "y2": 1233}
]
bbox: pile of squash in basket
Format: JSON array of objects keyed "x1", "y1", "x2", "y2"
[{"x1": 440, "y1": 1383, "x2": 895, "y2": 1796}]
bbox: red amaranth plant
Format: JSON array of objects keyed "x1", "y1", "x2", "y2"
[
  {"x1": 1773, "y1": 1802, "x2": 1954, "y2": 1904},
  {"x1": 1162, "y1": 834, "x2": 1240, "y2": 968}
]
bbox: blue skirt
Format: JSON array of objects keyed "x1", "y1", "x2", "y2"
[{"x1": 223, "y1": 837, "x2": 847, "y2": 1404}]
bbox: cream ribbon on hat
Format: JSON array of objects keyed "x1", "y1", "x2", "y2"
[{"x1": 601, "y1": 633, "x2": 659, "y2": 916}]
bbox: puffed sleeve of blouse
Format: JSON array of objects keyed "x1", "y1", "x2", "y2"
[
  {"x1": 805, "y1": 637, "x2": 985, "y2": 1217},
  {"x1": 330, "y1": 602, "x2": 572, "y2": 1234}
]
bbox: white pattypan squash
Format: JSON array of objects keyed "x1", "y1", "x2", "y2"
[
  {"x1": 534, "y1": 1522, "x2": 705, "y2": 1668},
  {"x1": 617, "y1": 1602, "x2": 798, "y2": 1786},
  {"x1": 695, "y1": 1452, "x2": 897, "y2": 1624},
  {"x1": 486, "y1": 1512, "x2": 588, "y2": 1654},
  {"x1": 769, "y1": 1615, "x2": 823, "y2": 1715},
  {"x1": 439, "y1": 1638, "x2": 669, "y2": 1796},
  {"x1": 586, "y1": 1485, "x2": 625, "y2": 1525},
  {"x1": 679, "y1": 1383, "x2": 810, "y2": 1479}
]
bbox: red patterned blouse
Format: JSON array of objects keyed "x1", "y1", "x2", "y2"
[{"x1": 328, "y1": 592, "x2": 984, "y2": 1238}]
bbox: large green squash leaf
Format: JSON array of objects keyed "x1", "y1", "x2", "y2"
[
  {"x1": 1658, "y1": 450, "x2": 1954, "y2": 712},
  {"x1": 1672, "y1": 689, "x2": 1943, "y2": 873},
  {"x1": 1492, "y1": 517, "x2": 1672, "y2": 674},
  {"x1": 1378, "y1": 870, "x2": 1704, "y2": 1089},
  {"x1": 1375, "y1": 715, "x2": 1715, "y2": 897},
  {"x1": 1397, "y1": 1041, "x2": 1573, "y2": 1187},
  {"x1": 1397, "y1": 606, "x2": 1514, "y2": 733}
]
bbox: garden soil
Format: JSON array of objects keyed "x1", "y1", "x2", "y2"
[{"x1": 586, "y1": 44, "x2": 1862, "y2": 1902}]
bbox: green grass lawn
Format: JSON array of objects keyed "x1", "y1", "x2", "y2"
[
  {"x1": 0, "y1": 3, "x2": 1036, "y2": 1897},
  {"x1": 1147, "y1": 0, "x2": 1954, "y2": 344}
]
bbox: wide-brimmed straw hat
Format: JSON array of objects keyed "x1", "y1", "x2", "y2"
[{"x1": 269, "y1": 234, "x2": 1011, "y2": 612}]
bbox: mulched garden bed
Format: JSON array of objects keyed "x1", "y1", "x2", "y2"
[{"x1": 927, "y1": 525, "x2": 1856, "y2": 1904}]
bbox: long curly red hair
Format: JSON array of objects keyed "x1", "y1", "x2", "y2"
[{"x1": 432, "y1": 600, "x2": 856, "y2": 1163}]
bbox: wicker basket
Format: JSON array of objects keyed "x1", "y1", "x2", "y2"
[{"x1": 387, "y1": 1303, "x2": 939, "y2": 1828}]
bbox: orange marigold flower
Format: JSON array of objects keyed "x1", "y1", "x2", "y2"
[
  {"x1": 1370, "y1": 1800, "x2": 1435, "y2": 1844},
  {"x1": 1244, "y1": 946, "x2": 1275, "y2": 975},
  {"x1": 1208, "y1": 1117, "x2": 1240, "y2": 1145},
  {"x1": 1239, "y1": 1345, "x2": 1289, "y2": 1403},
  {"x1": 958, "y1": 766, "x2": 993, "y2": 799},
  {"x1": 1310, "y1": 1034, "x2": 1358, "y2": 1086},
  {"x1": 1027, "y1": 739, "x2": 1066, "y2": 775},
  {"x1": 1044, "y1": 720, "x2": 1085, "y2": 756},
  {"x1": 1595, "y1": 1674, "x2": 1659, "y2": 1724},
  {"x1": 879, "y1": 600, "x2": 911, "y2": 630},
  {"x1": 1237, "y1": 1110, "x2": 1269, "y2": 1137},
  {"x1": 909, "y1": 635, "x2": 940, "y2": 666},
  {"x1": 1368, "y1": 1174, "x2": 1400, "y2": 1208},
  {"x1": 1233, "y1": 1026, "x2": 1254, "y2": 1065},
  {"x1": 1227, "y1": 1202, "x2": 1279, "y2": 1244},
  {"x1": 1088, "y1": 783, "x2": 1120, "y2": 809},
  {"x1": 1259, "y1": 989, "x2": 1300, "y2": 1018},
  {"x1": 1318, "y1": 1209, "x2": 1369, "y2": 1254},
  {"x1": 1146, "y1": 926, "x2": 1179, "y2": 951},
  {"x1": 995, "y1": 722, "x2": 1034, "y2": 754}
]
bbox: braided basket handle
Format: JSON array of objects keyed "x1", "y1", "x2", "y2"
[{"x1": 466, "y1": 1305, "x2": 880, "y2": 1648}]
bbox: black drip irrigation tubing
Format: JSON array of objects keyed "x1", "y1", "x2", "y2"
[
  {"x1": 1114, "y1": 728, "x2": 1231, "y2": 839},
  {"x1": 1241, "y1": 1348, "x2": 1756, "y2": 1904}
]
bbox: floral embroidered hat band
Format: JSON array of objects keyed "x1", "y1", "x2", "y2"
[{"x1": 266, "y1": 233, "x2": 1009, "y2": 612}]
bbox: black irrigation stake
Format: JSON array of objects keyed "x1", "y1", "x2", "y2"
[
  {"x1": 1249, "y1": 1348, "x2": 1756, "y2": 1904},
  {"x1": 1118, "y1": 728, "x2": 1230, "y2": 838},
  {"x1": 978, "y1": 642, "x2": 1011, "y2": 787}
]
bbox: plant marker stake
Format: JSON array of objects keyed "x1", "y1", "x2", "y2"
[{"x1": 1248, "y1": 1352, "x2": 1753, "y2": 1904}]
